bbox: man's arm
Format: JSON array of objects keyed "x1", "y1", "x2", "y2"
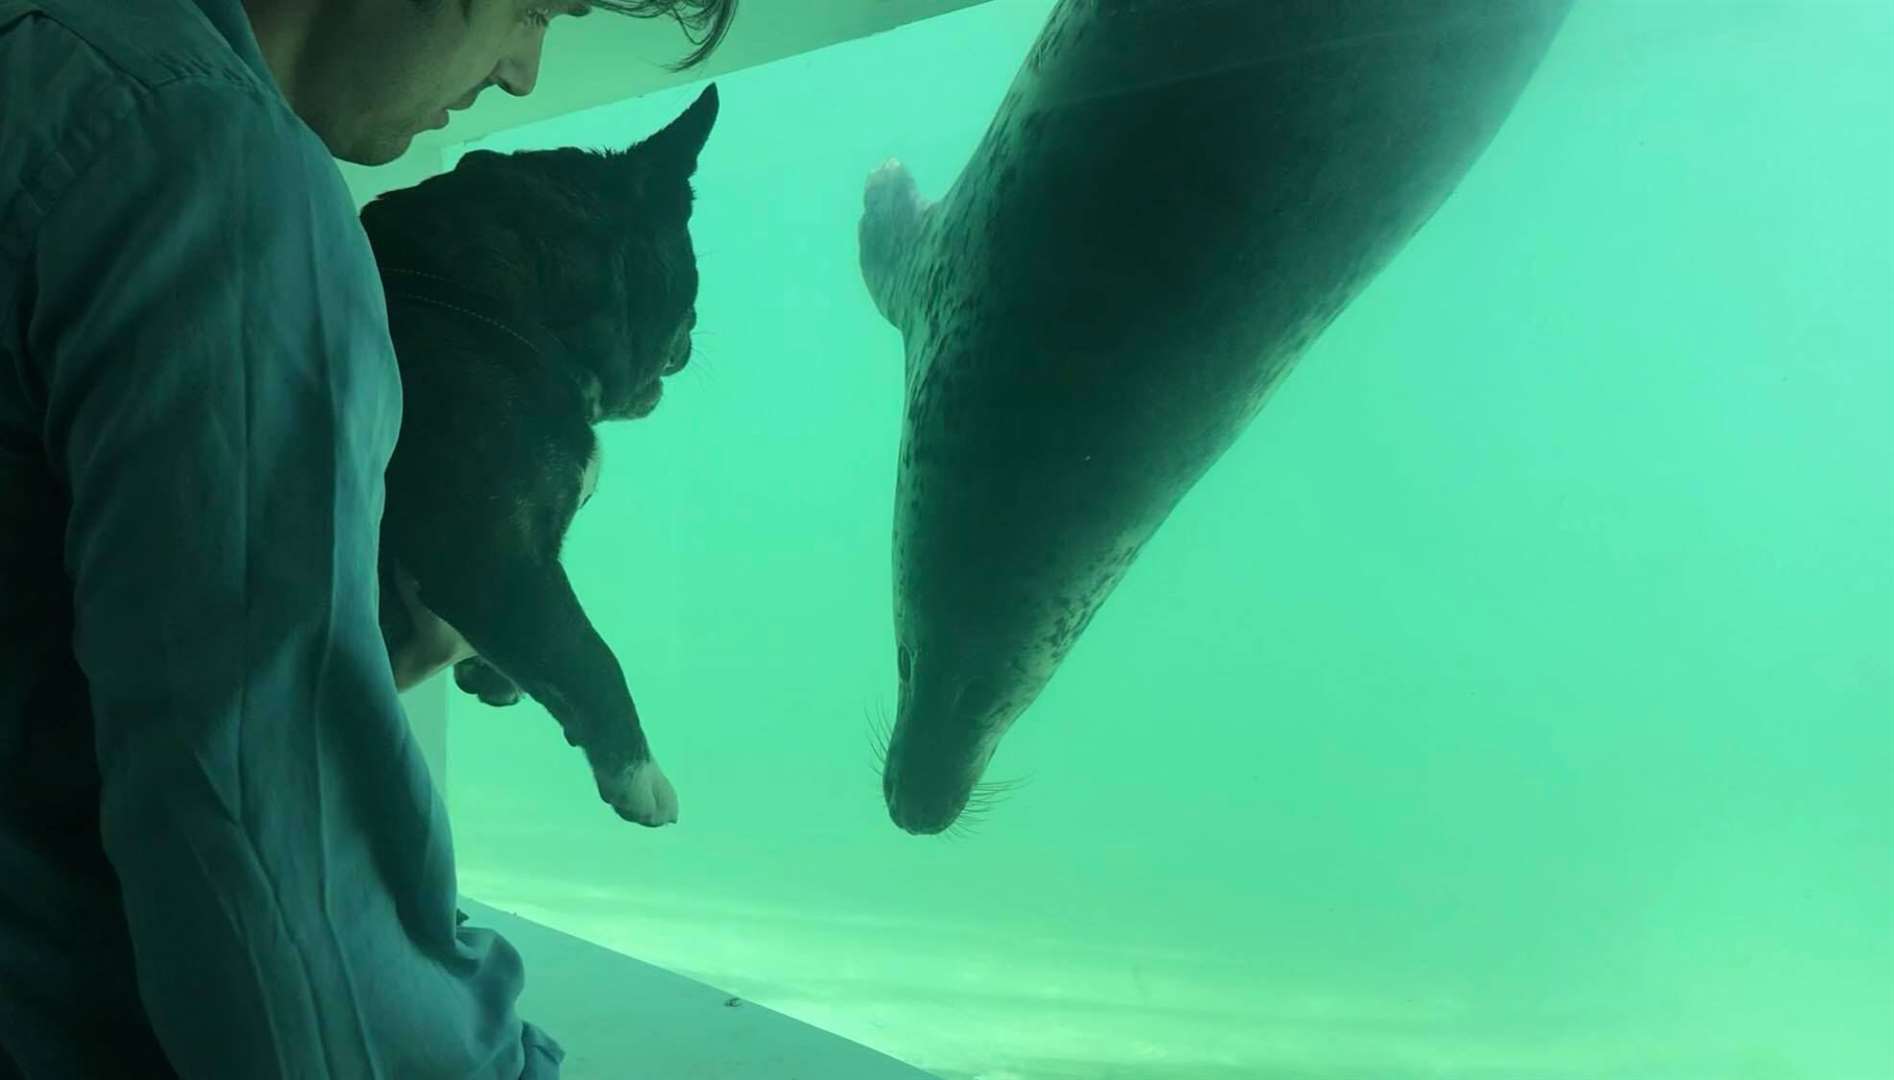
[{"x1": 26, "y1": 77, "x2": 560, "y2": 1078}]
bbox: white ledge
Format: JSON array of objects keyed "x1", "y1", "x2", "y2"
[{"x1": 460, "y1": 899, "x2": 936, "y2": 1079}]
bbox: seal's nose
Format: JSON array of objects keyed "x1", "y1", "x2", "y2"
[
  {"x1": 885, "y1": 773, "x2": 959, "y2": 836},
  {"x1": 882, "y1": 728, "x2": 976, "y2": 836}
]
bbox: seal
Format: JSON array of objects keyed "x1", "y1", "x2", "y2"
[{"x1": 859, "y1": 0, "x2": 1573, "y2": 834}]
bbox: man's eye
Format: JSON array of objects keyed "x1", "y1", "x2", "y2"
[{"x1": 523, "y1": 7, "x2": 552, "y2": 28}]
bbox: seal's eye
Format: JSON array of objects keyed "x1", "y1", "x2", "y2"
[{"x1": 896, "y1": 644, "x2": 912, "y2": 682}]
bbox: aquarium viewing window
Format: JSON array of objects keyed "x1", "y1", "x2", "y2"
[{"x1": 388, "y1": 1, "x2": 1891, "y2": 1078}]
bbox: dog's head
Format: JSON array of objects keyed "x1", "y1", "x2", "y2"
[{"x1": 361, "y1": 84, "x2": 719, "y2": 421}]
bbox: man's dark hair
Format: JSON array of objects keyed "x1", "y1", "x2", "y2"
[
  {"x1": 591, "y1": 0, "x2": 739, "y2": 70},
  {"x1": 438, "y1": 0, "x2": 738, "y2": 71}
]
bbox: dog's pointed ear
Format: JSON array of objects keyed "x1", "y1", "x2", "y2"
[{"x1": 631, "y1": 84, "x2": 718, "y2": 178}]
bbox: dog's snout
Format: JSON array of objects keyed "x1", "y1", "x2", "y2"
[{"x1": 661, "y1": 320, "x2": 693, "y2": 375}]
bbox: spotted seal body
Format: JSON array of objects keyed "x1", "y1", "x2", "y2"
[{"x1": 860, "y1": 0, "x2": 1573, "y2": 834}]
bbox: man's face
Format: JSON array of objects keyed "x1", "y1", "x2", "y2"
[{"x1": 302, "y1": 0, "x2": 576, "y2": 165}]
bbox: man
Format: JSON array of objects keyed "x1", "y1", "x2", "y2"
[{"x1": 0, "y1": 0, "x2": 733, "y2": 1075}]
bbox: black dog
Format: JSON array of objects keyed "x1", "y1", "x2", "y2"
[{"x1": 359, "y1": 84, "x2": 718, "y2": 826}]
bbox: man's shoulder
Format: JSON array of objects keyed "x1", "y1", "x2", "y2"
[
  {"x1": 0, "y1": 0, "x2": 353, "y2": 324},
  {"x1": 1, "y1": 0, "x2": 275, "y2": 100},
  {"x1": 0, "y1": 0, "x2": 313, "y2": 174}
]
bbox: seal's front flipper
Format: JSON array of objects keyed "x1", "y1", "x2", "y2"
[{"x1": 859, "y1": 158, "x2": 933, "y2": 333}]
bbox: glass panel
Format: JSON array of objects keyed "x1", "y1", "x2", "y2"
[{"x1": 439, "y1": 3, "x2": 1893, "y2": 1077}]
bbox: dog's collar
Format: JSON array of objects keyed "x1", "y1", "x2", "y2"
[{"x1": 378, "y1": 266, "x2": 565, "y2": 362}]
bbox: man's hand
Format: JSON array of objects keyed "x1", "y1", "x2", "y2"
[{"x1": 388, "y1": 565, "x2": 478, "y2": 692}]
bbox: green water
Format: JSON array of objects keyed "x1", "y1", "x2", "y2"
[{"x1": 438, "y1": 2, "x2": 1892, "y2": 1077}]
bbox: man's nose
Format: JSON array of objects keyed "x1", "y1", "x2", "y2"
[{"x1": 491, "y1": 36, "x2": 546, "y2": 97}]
